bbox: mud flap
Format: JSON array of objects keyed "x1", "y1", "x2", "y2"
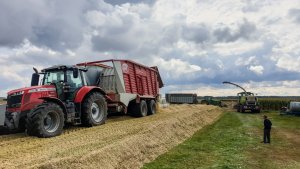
[{"x1": 0, "y1": 104, "x2": 6, "y2": 126}]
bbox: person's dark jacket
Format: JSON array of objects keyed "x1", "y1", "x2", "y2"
[{"x1": 264, "y1": 119, "x2": 272, "y2": 129}]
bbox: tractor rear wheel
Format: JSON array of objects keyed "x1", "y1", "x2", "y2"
[
  {"x1": 147, "y1": 100, "x2": 156, "y2": 115},
  {"x1": 82, "y1": 92, "x2": 107, "y2": 127},
  {"x1": 26, "y1": 102, "x2": 64, "y2": 138},
  {"x1": 133, "y1": 100, "x2": 148, "y2": 117}
]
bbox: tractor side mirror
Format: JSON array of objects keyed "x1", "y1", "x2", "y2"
[
  {"x1": 73, "y1": 68, "x2": 79, "y2": 78},
  {"x1": 31, "y1": 73, "x2": 40, "y2": 86}
]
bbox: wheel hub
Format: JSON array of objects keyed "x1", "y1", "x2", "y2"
[
  {"x1": 44, "y1": 116, "x2": 52, "y2": 126},
  {"x1": 43, "y1": 111, "x2": 60, "y2": 133},
  {"x1": 91, "y1": 102, "x2": 103, "y2": 122}
]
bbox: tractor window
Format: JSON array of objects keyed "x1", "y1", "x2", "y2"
[
  {"x1": 66, "y1": 70, "x2": 83, "y2": 89},
  {"x1": 43, "y1": 71, "x2": 64, "y2": 85}
]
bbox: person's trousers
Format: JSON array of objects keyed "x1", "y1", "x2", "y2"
[{"x1": 264, "y1": 129, "x2": 271, "y2": 143}]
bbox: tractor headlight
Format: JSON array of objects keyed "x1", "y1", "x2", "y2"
[
  {"x1": 11, "y1": 91, "x2": 24, "y2": 96},
  {"x1": 28, "y1": 88, "x2": 56, "y2": 93}
]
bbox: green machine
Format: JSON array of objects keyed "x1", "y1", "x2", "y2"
[
  {"x1": 201, "y1": 96, "x2": 223, "y2": 107},
  {"x1": 223, "y1": 81, "x2": 261, "y2": 113}
]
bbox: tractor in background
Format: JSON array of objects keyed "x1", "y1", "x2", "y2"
[
  {"x1": 223, "y1": 81, "x2": 260, "y2": 113},
  {"x1": 200, "y1": 96, "x2": 223, "y2": 107}
]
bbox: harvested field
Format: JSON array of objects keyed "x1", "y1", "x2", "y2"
[{"x1": 0, "y1": 104, "x2": 222, "y2": 169}]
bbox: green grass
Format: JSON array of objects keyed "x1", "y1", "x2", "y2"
[{"x1": 143, "y1": 111, "x2": 300, "y2": 169}]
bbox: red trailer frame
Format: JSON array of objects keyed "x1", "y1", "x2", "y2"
[{"x1": 77, "y1": 59, "x2": 163, "y2": 113}]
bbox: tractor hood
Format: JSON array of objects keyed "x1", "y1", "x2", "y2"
[{"x1": 7, "y1": 85, "x2": 56, "y2": 95}]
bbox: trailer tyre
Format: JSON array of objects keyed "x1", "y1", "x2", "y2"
[
  {"x1": 26, "y1": 102, "x2": 64, "y2": 138},
  {"x1": 147, "y1": 100, "x2": 156, "y2": 115},
  {"x1": 134, "y1": 100, "x2": 148, "y2": 117},
  {"x1": 82, "y1": 92, "x2": 107, "y2": 127}
]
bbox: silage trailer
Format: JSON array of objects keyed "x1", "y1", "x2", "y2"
[{"x1": 0, "y1": 59, "x2": 163, "y2": 137}]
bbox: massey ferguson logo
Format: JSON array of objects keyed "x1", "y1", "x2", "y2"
[{"x1": 122, "y1": 63, "x2": 128, "y2": 73}]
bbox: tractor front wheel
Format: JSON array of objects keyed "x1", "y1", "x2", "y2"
[{"x1": 26, "y1": 102, "x2": 64, "y2": 138}]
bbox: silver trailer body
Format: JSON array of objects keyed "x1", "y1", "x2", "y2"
[
  {"x1": 83, "y1": 62, "x2": 137, "y2": 108},
  {"x1": 290, "y1": 102, "x2": 300, "y2": 112},
  {"x1": 165, "y1": 93, "x2": 198, "y2": 104},
  {"x1": 0, "y1": 104, "x2": 5, "y2": 126}
]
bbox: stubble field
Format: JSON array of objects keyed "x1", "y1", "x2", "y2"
[{"x1": 0, "y1": 104, "x2": 222, "y2": 169}]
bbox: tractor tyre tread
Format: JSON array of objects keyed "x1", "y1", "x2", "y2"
[
  {"x1": 82, "y1": 92, "x2": 107, "y2": 127},
  {"x1": 26, "y1": 102, "x2": 64, "y2": 138}
]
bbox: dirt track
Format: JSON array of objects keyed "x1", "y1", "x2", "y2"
[{"x1": 0, "y1": 104, "x2": 222, "y2": 169}]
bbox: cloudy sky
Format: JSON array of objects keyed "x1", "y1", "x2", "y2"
[{"x1": 0, "y1": 0, "x2": 300, "y2": 96}]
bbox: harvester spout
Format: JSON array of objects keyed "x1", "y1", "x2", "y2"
[{"x1": 222, "y1": 81, "x2": 248, "y2": 96}]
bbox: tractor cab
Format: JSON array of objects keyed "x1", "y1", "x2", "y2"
[
  {"x1": 237, "y1": 92, "x2": 254, "y2": 97},
  {"x1": 31, "y1": 65, "x2": 84, "y2": 101},
  {"x1": 237, "y1": 92, "x2": 257, "y2": 104}
]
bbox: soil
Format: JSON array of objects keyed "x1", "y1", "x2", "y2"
[{"x1": 0, "y1": 104, "x2": 222, "y2": 169}]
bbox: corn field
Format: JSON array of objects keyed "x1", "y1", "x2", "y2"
[{"x1": 259, "y1": 98, "x2": 300, "y2": 110}]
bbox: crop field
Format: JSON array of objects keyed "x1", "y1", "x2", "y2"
[
  {"x1": 222, "y1": 97, "x2": 300, "y2": 111},
  {"x1": 0, "y1": 104, "x2": 222, "y2": 169},
  {"x1": 1, "y1": 102, "x2": 299, "y2": 169},
  {"x1": 259, "y1": 98, "x2": 300, "y2": 110},
  {"x1": 144, "y1": 111, "x2": 300, "y2": 169}
]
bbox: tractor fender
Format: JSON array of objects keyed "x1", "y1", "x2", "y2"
[
  {"x1": 74, "y1": 86, "x2": 106, "y2": 104},
  {"x1": 39, "y1": 97, "x2": 67, "y2": 114}
]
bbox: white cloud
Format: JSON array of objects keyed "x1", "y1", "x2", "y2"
[
  {"x1": 249, "y1": 65, "x2": 264, "y2": 75},
  {"x1": 0, "y1": 0, "x2": 300, "y2": 96},
  {"x1": 235, "y1": 56, "x2": 257, "y2": 66},
  {"x1": 274, "y1": 55, "x2": 300, "y2": 72},
  {"x1": 153, "y1": 58, "x2": 201, "y2": 78}
]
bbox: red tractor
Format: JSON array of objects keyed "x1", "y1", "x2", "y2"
[{"x1": 0, "y1": 60, "x2": 163, "y2": 137}]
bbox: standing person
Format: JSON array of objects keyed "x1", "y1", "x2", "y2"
[{"x1": 263, "y1": 115, "x2": 272, "y2": 143}]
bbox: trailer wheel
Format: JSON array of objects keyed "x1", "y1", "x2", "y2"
[
  {"x1": 82, "y1": 92, "x2": 107, "y2": 126},
  {"x1": 147, "y1": 100, "x2": 156, "y2": 115},
  {"x1": 26, "y1": 102, "x2": 64, "y2": 138},
  {"x1": 133, "y1": 100, "x2": 148, "y2": 117}
]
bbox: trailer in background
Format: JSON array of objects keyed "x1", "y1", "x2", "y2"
[{"x1": 165, "y1": 93, "x2": 198, "y2": 104}]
